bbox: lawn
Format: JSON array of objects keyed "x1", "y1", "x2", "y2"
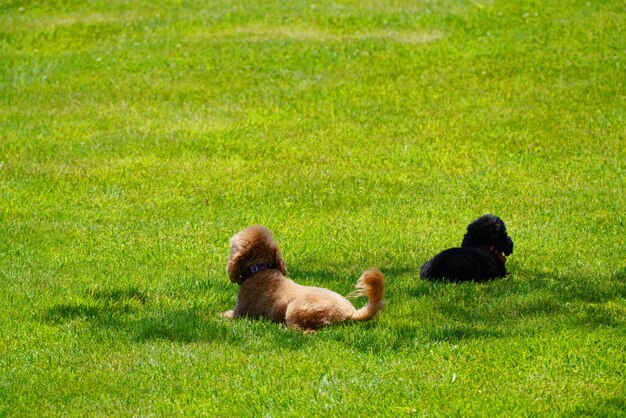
[{"x1": 1, "y1": 0, "x2": 625, "y2": 415}]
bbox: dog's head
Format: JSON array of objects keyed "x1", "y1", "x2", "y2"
[
  {"x1": 461, "y1": 214, "x2": 514, "y2": 256},
  {"x1": 227, "y1": 225, "x2": 287, "y2": 284}
]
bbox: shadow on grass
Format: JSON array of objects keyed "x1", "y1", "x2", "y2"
[
  {"x1": 319, "y1": 267, "x2": 626, "y2": 351},
  {"x1": 41, "y1": 268, "x2": 625, "y2": 352},
  {"x1": 424, "y1": 325, "x2": 506, "y2": 341},
  {"x1": 45, "y1": 287, "x2": 148, "y2": 323},
  {"x1": 413, "y1": 268, "x2": 626, "y2": 343},
  {"x1": 132, "y1": 310, "x2": 309, "y2": 350},
  {"x1": 42, "y1": 284, "x2": 311, "y2": 349},
  {"x1": 569, "y1": 396, "x2": 626, "y2": 416}
]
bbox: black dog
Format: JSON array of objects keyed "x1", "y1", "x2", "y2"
[{"x1": 420, "y1": 214, "x2": 513, "y2": 282}]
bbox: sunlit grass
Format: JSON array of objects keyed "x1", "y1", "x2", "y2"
[{"x1": 1, "y1": 0, "x2": 625, "y2": 415}]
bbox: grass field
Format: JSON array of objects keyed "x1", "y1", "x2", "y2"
[{"x1": 1, "y1": 0, "x2": 625, "y2": 415}]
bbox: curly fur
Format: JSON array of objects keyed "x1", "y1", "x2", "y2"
[
  {"x1": 420, "y1": 214, "x2": 514, "y2": 282},
  {"x1": 221, "y1": 225, "x2": 385, "y2": 331}
]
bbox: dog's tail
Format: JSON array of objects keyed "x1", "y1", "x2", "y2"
[{"x1": 347, "y1": 268, "x2": 385, "y2": 321}]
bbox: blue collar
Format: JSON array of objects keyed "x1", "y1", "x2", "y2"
[{"x1": 239, "y1": 262, "x2": 274, "y2": 284}]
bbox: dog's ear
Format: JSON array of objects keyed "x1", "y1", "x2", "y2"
[
  {"x1": 272, "y1": 245, "x2": 287, "y2": 275},
  {"x1": 227, "y1": 232, "x2": 248, "y2": 284},
  {"x1": 501, "y1": 236, "x2": 514, "y2": 256},
  {"x1": 227, "y1": 249, "x2": 245, "y2": 283}
]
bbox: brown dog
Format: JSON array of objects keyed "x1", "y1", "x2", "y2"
[{"x1": 221, "y1": 225, "x2": 385, "y2": 331}]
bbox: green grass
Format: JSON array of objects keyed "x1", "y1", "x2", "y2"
[{"x1": 1, "y1": 0, "x2": 625, "y2": 415}]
